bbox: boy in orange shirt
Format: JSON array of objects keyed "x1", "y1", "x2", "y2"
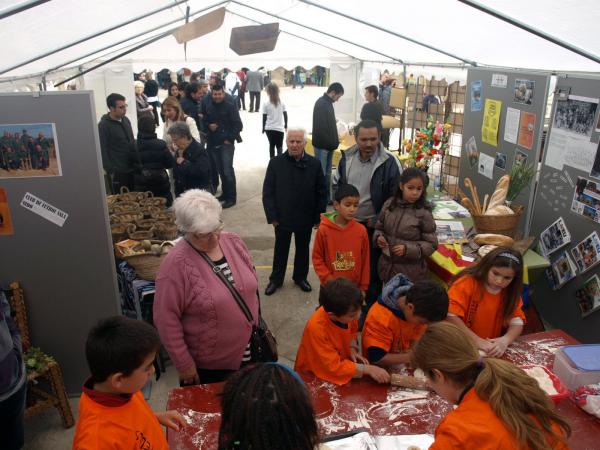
[
  {"x1": 362, "y1": 274, "x2": 448, "y2": 367},
  {"x1": 312, "y1": 183, "x2": 370, "y2": 297},
  {"x1": 295, "y1": 278, "x2": 390, "y2": 385},
  {"x1": 73, "y1": 316, "x2": 185, "y2": 450}
]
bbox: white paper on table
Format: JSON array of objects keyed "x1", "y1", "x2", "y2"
[
  {"x1": 504, "y1": 107, "x2": 520, "y2": 144},
  {"x1": 478, "y1": 153, "x2": 494, "y2": 179},
  {"x1": 324, "y1": 432, "x2": 378, "y2": 449},
  {"x1": 375, "y1": 434, "x2": 435, "y2": 450}
]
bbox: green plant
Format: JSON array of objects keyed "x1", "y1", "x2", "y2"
[
  {"x1": 24, "y1": 347, "x2": 55, "y2": 377},
  {"x1": 507, "y1": 163, "x2": 536, "y2": 202}
]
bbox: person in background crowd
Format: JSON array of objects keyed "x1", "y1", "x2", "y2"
[
  {"x1": 236, "y1": 68, "x2": 248, "y2": 111},
  {"x1": 360, "y1": 85, "x2": 384, "y2": 132},
  {"x1": 154, "y1": 190, "x2": 260, "y2": 385},
  {"x1": 333, "y1": 119, "x2": 401, "y2": 322},
  {"x1": 202, "y1": 82, "x2": 243, "y2": 208},
  {"x1": 246, "y1": 68, "x2": 264, "y2": 113},
  {"x1": 293, "y1": 66, "x2": 304, "y2": 89},
  {"x1": 134, "y1": 116, "x2": 174, "y2": 206},
  {"x1": 98, "y1": 93, "x2": 136, "y2": 193},
  {"x1": 0, "y1": 288, "x2": 26, "y2": 450},
  {"x1": 167, "y1": 122, "x2": 212, "y2": 196},
  {"x1": 168, "y1": 82, "x2": 181, "y2": 100},
  {"x1": 224, "y1": 69, "x2": 240, "y2": 106},
  {"x1": 262, "y1": 127, "x2": 327, "y2": 296},
  {"x1": 422, "y1": 91, "x2": 441, "y2": 113},
  {"x1": 143, "y1": 70, "x2": 161, "y2": 126},
  {"x1": 312, "y1": 82, "x2": 344, "y2": 203},
  {"x1": 378, "y1": 74, "x2": 395, "y2": 147},
  {"x1": 412, "y1": 322, "x2": 570, "y2": 450},
  {"x1": 134, "y1": 81, "x2": 154, "y2": 120},
  {"x1": 218, "y1": 364, "x2": 320, "y2": 450},
  {"x1": 161, "y1": 96, "x2": 201, "y2": 153},
  {"x1": 180, "y1": 82, "x2": 202, "y2": 131},
  {"x1": 262, "y1": 82, "x2": 288, "y2": 159}
]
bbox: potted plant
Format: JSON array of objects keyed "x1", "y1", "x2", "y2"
[{"x1": 507, "y1": 162, "x2": 536, "y2": 205}]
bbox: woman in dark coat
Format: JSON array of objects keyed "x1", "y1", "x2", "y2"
[
  {"x1": 167, "y1": 121, "x2": 212, "y2": 196},
  {"x1": 133, "y1": 116, "x2": 174, "y2": 205}
]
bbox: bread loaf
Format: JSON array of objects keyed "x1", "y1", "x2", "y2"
[
  {"x1": 487, "y1": 175, "x2": 510, "y2": 210},
  {"x1": 483, "y1": 205, "x2": 514, "y2": 216},
  {"x1": 474, "y1": 233, "x2": 514, "y2": 247}
]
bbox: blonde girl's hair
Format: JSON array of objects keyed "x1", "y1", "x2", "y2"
[
  {"x1": 451, "y1": 246, "x2": 523, "y2": 322},
  {"x1": 411, "y1": 322, "x2": 570, "y2": 450},
  {"x1": 266, "y1": 82, "x2": 280, "y2": 106},
  {"x1": 161, "y1": 96, "x2": 185, "y2": 121}
]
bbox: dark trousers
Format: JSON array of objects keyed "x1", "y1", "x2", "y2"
[
  {"x1": 381, "y1": 128, "x2": 391, "y2": 148},
  {"x1": 212, "y1": 143, "x2": 236, "y2": 202},
  {"x1": 270, "y1": 226, "x2": 312, "y2": 284},
  {"x1": 111, "y1": 171, "x2": 134, "y2": 194},
  {"x1": 265, "y1": 130, "x2": 284, "y2": 158},
  {"x1": 179, "y1": 368, "x2": 235, "y2": 386},
  {"x1": 149, "y1": 101, "x2": 161, "y2": 126},
  {"x1": 237, "y1": 92, "x2": 246, "y2": 110},
  {"x1": 249, "y1": 91, "x2": 261, "y2": 112},
  {"x1": 359, "y1": 223, "x2": 382, "y2": 328},
  {"x1": 0, "y1": 380, "x2": 26, "y2": 450}
]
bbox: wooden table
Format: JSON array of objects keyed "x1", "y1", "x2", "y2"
[{"x1": 166, "y1": 330, "x2": 600, "y2": 450}]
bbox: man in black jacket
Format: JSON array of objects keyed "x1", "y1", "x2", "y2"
[
  {"x1": 202, "y1": 82, "x2": 243, "y2": 208},
  {"x1": 180, "y1": 82, "x2": 202, "y2": 130},
  {"x1": 98, "y1": 93, "x2": 136, "y2": 193},
  {"x1": 262, "y1": 128, "x2": 327, "y2": 295},
  {"x1": 312, "y1": 82, "x2": 344, "y2": 203}
]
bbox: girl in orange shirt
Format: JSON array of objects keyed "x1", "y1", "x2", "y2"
[
  {"x1": 412, "y1": 322, "x2": 570, "y2": 450},
  {"x1": 447, "y1": 247, "x2": 526, "y2": 357}
]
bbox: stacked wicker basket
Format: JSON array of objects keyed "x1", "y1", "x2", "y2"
[{"x1": 108, "y1": 187, "x2": 178, "y2": 280}]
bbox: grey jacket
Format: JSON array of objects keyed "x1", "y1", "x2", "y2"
[
  {"x1": 245, "y1": 70, "x2": 264, "y2": 92},
  {"x1": 0, "y1": 290, "x2": 25, "y2": 401}
]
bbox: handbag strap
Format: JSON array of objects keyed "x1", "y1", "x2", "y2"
[{"x1": 185, "y1": 239, "x2": 255, "y2": 324}]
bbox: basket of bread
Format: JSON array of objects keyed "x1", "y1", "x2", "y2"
[
  {"x1": 115, "y1": 239, "x2": 175, "y2": 280},
  {"x1": 459, "y1": 175, "x2": 523, "y2": 238}
]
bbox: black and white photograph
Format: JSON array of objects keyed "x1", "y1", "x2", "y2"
[
  {"x1": 575, "y1": 275, "x2": 600, "y2": 318},
  {"x1": 0, "y1": 123, "x2": 62, "y2": 179},
  {"x1": 552, "y1": 97, "x2": 598, "y2": 137},
  {"x1": 514, "y1": 149, "x2": 528, "y2": 167},
  {"x1": 513, "y1": 79, "x2": 534, "y2": 105},
  {"x1": 545, "y1": 251, "x2": 577, "y2": 290},
  {"x1": 494, "y1": 152, "x2": 507, "y2": 170},
  {"x1": 465, "y1": 136, "x2": 479, "y2": 168},
  {"x1": 589, "y1": 142, "x2": 600, "y2": 179},
  {"x1": 571, "y1": 231, "x2": 600, "y2": 274},
  {"x1": 539, "y1": 217, "x2": 571, "y2": 257},
  {"x1": 571, "y1": 176, "x2": 600, "y2": 223}
]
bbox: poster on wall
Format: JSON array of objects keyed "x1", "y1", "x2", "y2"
[
  {"x1": 0, "y1": 123, "x2": 62, "y2": 179},
  {"x1": 514, "y1": 149, "x2": 528, "y2": 166},
  {"x1": 571, "y1": 177, "x2": 600, "y2": 223},
  {"x1": 539, "y1": 217, "x2": 571, "y2": 257},
  {"x1": 517, "y1": 112, "x2": 536, "y2": 150},
  {"x1": 553, "y1": 96, "x2": 598, "y2": 138},
  {"x1": 513, "y1": 79, "x2": 535, "y2": 105},
  {"x1": 575, "y1": 275, "x2": 600, "y2": 317},
  {"x1": 470, "y1": 80, "x2": 482, "y2": 112},
  {"x1": 465, "y1": 136, "x2": 479, "y2": 168},
  {"x1": 491, "y1": 73, "x2": 508, "y2": 88},
  {"x1": 589, "y1": 142, "x2": 600, "y2": 179},
  {"x1": 570, "y1": 231, "x2": 600, "y2": 274},
  {"x1": 478, "y1": 152, "x2": 494, "y2": 179},
  {"x1": 0, "y1": 187, "x2": 14, "y2": 236},
  {"x1": 504, "y1": 107, "x2": 520, "y2": 144},
  {"x1": 481, "y1": 99, "x2": 502, "y2": 147},
  {"x1": 495, "y1": 152, "x2": 507, "y2": 170},
  {"x1": 545, "y1": 251, "x2": 577, "y2": 290}
]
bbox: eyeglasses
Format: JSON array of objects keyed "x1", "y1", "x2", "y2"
[
  {"x1": 194, "y1": 221, "x2": 224, "y2": 239},
  {"x1": 114, "y1": 104, "x2": 128, "y2": 110}
]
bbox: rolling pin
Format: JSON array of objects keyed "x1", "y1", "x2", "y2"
[{"x1": 390, "y1": 373, "x2": 430, "y2": 390}]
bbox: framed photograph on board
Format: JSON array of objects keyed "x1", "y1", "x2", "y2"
[{"x1": 575, "y1": 275, "x2": 600, "y2": 317}]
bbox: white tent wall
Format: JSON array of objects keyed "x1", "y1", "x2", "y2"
[{"x1": 329, "y1": 58, "x2": 361, "y2": 125}]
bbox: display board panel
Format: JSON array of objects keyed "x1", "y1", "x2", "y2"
[
  {"x1": 459, "y1": 68, "x2": 550, "y2": 235},
  {"x1": 0, "y1": 91, "x2": 120, "y2": 393},
  {"x1": 528, "y1": 75, "x2": 600, "y2": 343}
]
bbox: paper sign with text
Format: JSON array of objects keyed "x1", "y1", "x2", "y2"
[{"x1": 20, "y1": 192, "x2": 68, "y2": 227}]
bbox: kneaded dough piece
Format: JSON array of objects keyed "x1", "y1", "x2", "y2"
[
  {"x1": 413, "y1": 368, "x2": 426, "y2": 380},
  {"x1": 524, "y1": 366, "x2": 558, "y2": 395},
  {"x1": 407, "y1": 446, "x2": 422, "y2": 450}
]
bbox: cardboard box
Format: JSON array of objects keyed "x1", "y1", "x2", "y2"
[
  {"x1": 447, "y1": 112, "x2": 464, "y2": 126},
  {"x1": 229, "y1": 23, "x2": 279, "y2": 55},
  {"x1": 389, "y1": 87, "x2": 407, "y2": 108}
]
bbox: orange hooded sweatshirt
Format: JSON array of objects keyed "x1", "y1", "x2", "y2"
[
  {"x1": 312, "y1": 211, "x2": 370, "y2": 291},
  {"x1": 294, "y1": 306, "x2": 358, "y2": 385}
]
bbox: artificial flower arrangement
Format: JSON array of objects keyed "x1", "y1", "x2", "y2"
[{"x1": 401, "y1": 115, "x2": 451, "y2": 169}]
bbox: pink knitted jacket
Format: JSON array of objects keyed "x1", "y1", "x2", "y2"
[{"x1": 154, "y1": 232, "x2": 259, "y2": 373}]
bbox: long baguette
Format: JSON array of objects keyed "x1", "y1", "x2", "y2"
[{"x1": 487, "y1": 175, "x2": 510, "y2": 210}]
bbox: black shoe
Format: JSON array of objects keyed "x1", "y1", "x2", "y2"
[
  {"x1": 295, "y1": 280, "x2": 312, "y2": 292},
  {"x1": 265, "y1": 282, "x2": 280, "y2": 296},
  {"x1": 217, "y1": 194, "x2": 225, "y2": 201},
  {"x1": 221, "y1": 200, "x2": 236, "y2": 209}
]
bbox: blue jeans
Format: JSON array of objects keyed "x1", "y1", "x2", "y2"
[
  {"x1": 212, "y1": 143, "x2": 236, "y2": 202},
  {"x1": 314, "y1": 147, "x2": 333, "y2": 202}
]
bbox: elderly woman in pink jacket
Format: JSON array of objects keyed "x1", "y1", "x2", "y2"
[{"x1": 154, "y1": 189, "x2": 259, "y2": 385}]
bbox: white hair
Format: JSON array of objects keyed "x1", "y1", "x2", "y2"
[
  {"x1": 173, "y1": 189, "x2": 222, "y2": 234},
  {"x1": 286, "y1": 126, "x2": 307, "y2": 141},
  {"x1": 134, "y1": 80, "x2": 144, "y2": 89}
]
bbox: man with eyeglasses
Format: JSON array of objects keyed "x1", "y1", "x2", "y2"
[{"x1": 98, "y1": 93, "x2": 136, "y2": 194}]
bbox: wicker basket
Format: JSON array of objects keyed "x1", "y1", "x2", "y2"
[
  {"x1": 140, "y1": 205, "x2": 161, "y2": 218},
  {"x1": 106, "y1": 194, "x2": 120, "y2": 206},
  {"x1": 471, "y1": 205, "x2": 524, "y2": 238},
  {"x1": 122, "y1": 242, "x2": 174, "y2": 280},
  {"x1": 118, "y1": 186, "x2": 146, "y2": 202},
  {"x1": 111, "y1": 223, "x2": 135, "y2": 242},
  {"x1": 129, "y1": 228, "x2": 155, "y2": 240},
  {"x1": 111, "y1": 211, "x2": 144, "y2": 224},
  {"x1": 136, "y1": 218, "x2": 156, "y2": 230},
  {"x1": 140, "y1": 196, "x2": 167, "y2": 208},
  {"x1": 154, "y1": 222, "x2": 178, "y2": 240},
  {"x1": 111, "y1": 201, "x2": 140, "y2": 214},
  {"x1": 151, "y1": 210, "x2": 175, "y2": 221}
]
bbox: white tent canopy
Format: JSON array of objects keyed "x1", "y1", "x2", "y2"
[{"x1": 1, "y1": 0, "x2": 599, "y2": 85}]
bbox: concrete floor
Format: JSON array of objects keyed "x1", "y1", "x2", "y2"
[{"x1": 23, "y1": 86, "x2": 338, "y2": 449}]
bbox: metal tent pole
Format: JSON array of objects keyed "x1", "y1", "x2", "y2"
[
  {"x1": 297, "y1": 0, "x2": 477, "y2": 66},
  {"x1": 0, "y1": 0, "x2": 49, "y2": 20},
  {"x1": 458, "y1": 0, "x2": 600, "y2": 65}
]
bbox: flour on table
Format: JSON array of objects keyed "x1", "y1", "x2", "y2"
[{"x1": 523, "y1": 366, "x2": 558, "y2": 395}]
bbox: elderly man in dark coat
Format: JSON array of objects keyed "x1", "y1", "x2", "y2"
[{"x1": 262, "y1": 127, "x2": 327, "y2": 295}]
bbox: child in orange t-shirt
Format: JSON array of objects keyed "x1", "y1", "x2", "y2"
[
  {"x1": 294, "y1": 278, "x2": 390, "y2": 385},
  {"x1": 447, "y1": 247, "x2": 526, "y2": 357},
  {"x1": 412, "y1": 322, "x2": 570, "y2": 450},
  {"x1": 312, "y1": 183, "x2": 370, "y2": 296},
  {"x1": 73, "y1": 316, "x2": 185, "y2": 450},
  {"x1": 362, "y1": 274, "x2": 448, "y2": 366}
]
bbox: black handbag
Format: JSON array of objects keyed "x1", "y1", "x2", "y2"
[{"x1": 188, "y1": 241, "x2": 278, "y2": 362}]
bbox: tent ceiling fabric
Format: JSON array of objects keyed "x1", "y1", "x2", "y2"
[{"x1": 0, "y1": 0, "x2": 599, "y2": 80}]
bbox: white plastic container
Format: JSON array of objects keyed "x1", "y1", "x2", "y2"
[{"x1": 553, "y1": 347, "x2": 600, "y2": 391}]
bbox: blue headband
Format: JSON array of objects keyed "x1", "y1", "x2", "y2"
[
  {"x1": 266, "y1": 362, "x2": 305, "y2": 386},
  {"x1": 498, "y1": 252, "x2": 520, "y2": 265}
]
